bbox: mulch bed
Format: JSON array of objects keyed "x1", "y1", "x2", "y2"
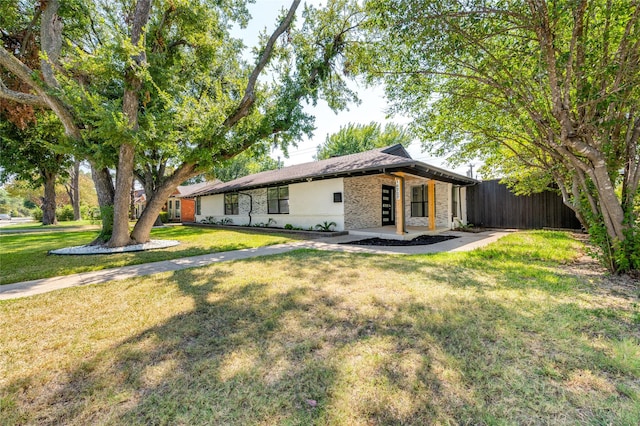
[{"x1": 342, "y1": 235, "x2": 459, "y2": 246}]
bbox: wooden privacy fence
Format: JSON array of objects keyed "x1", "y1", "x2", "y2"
[{"x1": 466, "y1": 179, "x2": 582, "y2": 229}]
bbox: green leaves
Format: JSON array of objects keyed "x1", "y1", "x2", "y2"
[{"x1": 315, "y1": 122, "x2": 413, "y2": 160}]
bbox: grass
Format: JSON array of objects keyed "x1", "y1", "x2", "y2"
[
  {"x1": 0, "y1": 226, "x2": 293, "y2": 285},
  {"x1": 0, "y1": 219, "x2": 97, "y2": 231},
  {"x1": 0, "y1": 231, "x2": 638, "y2": 425}
]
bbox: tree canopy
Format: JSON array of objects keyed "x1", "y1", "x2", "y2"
[
  {"x1": 315, "y1": 121, "x2": 413, "y2": 159},
  {"x1": 1, "y1": 0, "x2": 360, "y2": 246},
  {"x1": 0, "y1": 112, "x2": 71, "y2": 224},
  {"x1": 362, "y1": 0, "x2": 640, "y2": 273},
  {"x1": 213, "y1": 147, "x2": 283, "y2": 182}
]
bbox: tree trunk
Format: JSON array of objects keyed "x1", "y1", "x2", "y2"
[
  {"x1": 130, "y1": 162, "x2": 197, "y2": 243},
  {"x1": 106, "y1": 0, "x2": 151, "y2": 248},
  {"x1": 65, "y1": 160, "x2": 81, "y2": 220},
  {"x1": 72, "y1": 160, "x2": 81, "y2": 220},
  {"x1": 591, "y1": 164, "x2": 626, "y2": 241},
  {"x1": 41, "y1": 171, "x2": 57, "y2": 225},
  {"x1": 139, "y1": 173, "x2": 163, "y2": 226},
  {"x1": 108, "y1": 142, "x2": 136, "y2": 247},
  {"x1": 90, "y1": 163, "x2": 115, "y2": 244}
]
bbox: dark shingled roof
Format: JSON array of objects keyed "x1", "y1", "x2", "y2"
[
  {"x1": 174, "y1": 181, "x2": 219, "y2": 197},
  {"x1": 188, "y1": 145, "x2": 476, "y2": 197}
]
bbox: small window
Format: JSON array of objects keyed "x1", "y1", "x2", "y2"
[
  {"x1": 168, "y1": 200, "x2": 173, "y2": 210},
  {"x1": 452, "y1": 186, "x2": 458, "y2": 217},
  {"x1": 268, "y1": 185, "x2": 289, "y2": 214},
  {"x1": 411, "y1": 185, "x2": 428, "y2": 217},
  {"x1": 196, "y1": 197, "x2": 201, "y2": 216},
  {"x1": 175, "y1": 200, "x2": 180, "y2": 217},
  {"x1": 333, "y1": 192, "x2": 342, "y2": 203},
  {"x1": 224, "y1": 193, "x2": 239, "y2": 215}
]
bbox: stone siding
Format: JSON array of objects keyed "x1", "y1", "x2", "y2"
[
  {"x1": 435, "y1": 182, "x2": 450, "y2": 227},
  {"x1": 344, "y1": 175, "x2": 396, "y2": 229},
  {"x1": 237, "y1": 188, "x2": 267, "y2": 216},
  {"x1": 404, "y1": 178, "x2": 452, "y2": 228}
]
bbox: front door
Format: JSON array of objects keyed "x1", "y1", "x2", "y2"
[{"x1": 381, "y1": 185, "x2": 395, "y2": 226}]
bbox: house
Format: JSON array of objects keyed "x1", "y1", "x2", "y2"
[
  {"x1": 132, "y1": 189, "x2": 146, "y2": 219},
  {"x1": 187, "y1": 145, "x2": 477, "y2": 237},
  {"x1": 173, "y1": 181, "x2": 215, "y2": 222},
  {"x1": 167, "y1": 181, "x2": 216, "y2": 222},
  {"x1": 132, "y1": 181, "x2": 215, "y2": 222}
]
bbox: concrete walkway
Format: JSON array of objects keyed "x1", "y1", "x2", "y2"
[{"x1": 0, "y1": 230, "x2": 509, "y2": 300}]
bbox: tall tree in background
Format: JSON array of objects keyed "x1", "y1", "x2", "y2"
[
  {"x1": 364, "y1": 0, "x2": 640, "y2": 273},
  {"x1": 1, "y1": 0, "x2": 361, "y2": 247},
  {"x1": 0, "y1": 112, "x2": 71, "y2": 225},
  {"x1": 315, "y1": 122, "x2": 413, "y2": 159},
  {"x1": 214, "y1": 147, "x2": 283, "y2": 182},
  {"x1": 63, "y1": 160, "x2": 81, "y2": 220}
]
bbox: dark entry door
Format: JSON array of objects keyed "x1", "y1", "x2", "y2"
[{"x1": 381, "y1": 185, "x2": 395, "y2": 226}]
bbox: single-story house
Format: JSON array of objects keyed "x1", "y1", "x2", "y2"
[
  {"x1": 186, "y1": 144, "x2": 477, "y2": 236},
  {"x1": 133, "y1": 181, "x2": 215, "y2": 222},
  {"x1": 166, "y1": 181, "x2": 214, "y2": 222}
]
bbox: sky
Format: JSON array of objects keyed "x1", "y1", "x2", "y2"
[{"x1": 235, "y1": 0, "x2": 475, "y2": 177}]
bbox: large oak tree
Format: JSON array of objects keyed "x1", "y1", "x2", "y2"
[
  {"x1": 363, "y1": 0, "x2": 639, "y2": 273},
  {"x1": 1, "y1": 0, "x2": 359, "y2": 246}
]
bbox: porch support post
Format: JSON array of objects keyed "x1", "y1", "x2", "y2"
[
  {"x1": 428, "y1": 179, "x2": 436, "y2": 230},
  {"x1": 394, "y1": 175, "x2": 405, "y2": 235}
]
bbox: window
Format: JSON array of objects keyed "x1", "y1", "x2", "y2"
[
  {"x1": 224, "y1": 193, "x2": 239, "y2": 215},
  {"x1": 268, "y1": 186, "x2": 289, "y2": 214},
  {"x1": 411, "y1": 185, "x2": 428, "y2": 217},
  {"x1": 196, "y1": 197, "x2": 201, "y2": 216},
  {"x1": 168, "y1": 200, "x2": 173, "y2": 210},
  {"x1": 175, "y1": 200, "x2": 180, "y2": 217},
  {"x1": 452, "y1": 186, "x2": 458, "y2": 217}
]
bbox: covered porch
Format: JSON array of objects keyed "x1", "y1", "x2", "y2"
[{"x1": 349, "y1": 225, "x2": 451, "y2": 241}]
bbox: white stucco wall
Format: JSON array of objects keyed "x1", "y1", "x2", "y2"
[
  {"x1": 196, "y1": 194, "x2": 225, "y2": 221},
  {"x1": 194, "y1": 178, "x2": 346, "y2": 231}
]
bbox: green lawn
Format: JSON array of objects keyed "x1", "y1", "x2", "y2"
[
  {"x1": 1, "y1": 231, "x2": 638, "y2": 425},
  {"x1": 0, "y1": 226, "x2": 293, "y2": 285},
  {"x1": 0, "y1": 219, "x2": 97, "y2": 231}
]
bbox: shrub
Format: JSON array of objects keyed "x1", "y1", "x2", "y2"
[
  {"x1": 56, "y1": 205, "x2": 75, "y2": 221},
  {"x1": 315, "y1": 221, "x2": 337, "y2": 232},
  {"x1": 32, "y1": 208, "x2": 43, "y2": 221},
  {"x1": 88, "y1": 207, "x2": 102, "y2": 224},
  {"x1": 159, "y1": 212, "x2": 169, "y2": 223}
]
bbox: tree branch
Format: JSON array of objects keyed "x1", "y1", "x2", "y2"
[
  {"x1": 223, "y1": 0, "x2": 301, "y2": 128},
  {"x1": 0, "y1": 78, "x2": 47, "y2": 106},
  {"x1": 0, "y1": 44, "x2": 81, "y2": 139}
]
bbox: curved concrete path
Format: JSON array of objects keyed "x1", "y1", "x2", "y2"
[{"x1": 0, "y1": 231, "x2": 509, "y2": 300}]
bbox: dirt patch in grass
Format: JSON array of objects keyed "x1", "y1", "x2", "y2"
[{"x1": 342, "y1": 235, "x2": 459, "y2": 246}]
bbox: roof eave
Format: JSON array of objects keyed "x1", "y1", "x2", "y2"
[{"x1": 192, "y1": 160, "x2": 476, "y2": 197}]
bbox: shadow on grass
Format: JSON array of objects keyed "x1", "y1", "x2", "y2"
[
  {"x1": 2, "y1": 250, "x2": 638, "y2": 424},
  {"x1": 0, "y1": 227, "x2": 293, "y2": 285}
]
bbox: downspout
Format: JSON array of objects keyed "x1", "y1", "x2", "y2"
[{"x1": 237, "y1": 192, "x2": 253, "y2": 226}]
